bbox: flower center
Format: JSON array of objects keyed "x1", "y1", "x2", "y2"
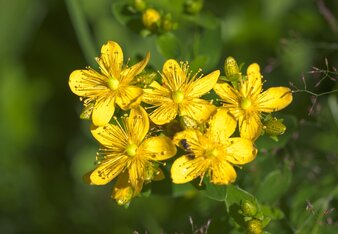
[
  {"x1": 108, "y1": 77, "x2": 120, "y2": 90},
  {"x1": 126, "y1": 143, "x2": 138, "y2": 156},
  {"x1": 172, "y1": 90, "x2": 184, "y2": 103},
  {"x1": 206, "y1": 148, "x2": 220, "y2": 158},
  {"x1": 240, "y1": 97, "x2": 252, "y2": 110}
]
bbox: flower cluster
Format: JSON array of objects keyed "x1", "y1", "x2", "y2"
[{"x1": 69, "y1": 41, "x2": 293, "y2": 205}]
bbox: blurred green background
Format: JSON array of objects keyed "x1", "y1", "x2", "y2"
[{"x1": 0, "y1": 0, "x2": 337, "y2": 233}]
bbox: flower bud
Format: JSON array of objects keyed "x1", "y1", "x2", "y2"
[
  {"x1": 133, "y1": 0, "x2": 147, "y2": 12},
  {"x1": 263, "y1": 117, "x2": 286, "y2": 137},
  {"x1": 247, "y1": 219, "x2": 263, "y2": 234},
  {"x1": 184, "y1": 0, "x2": 204, "y2": 14},
  {"x1": 142, "y1": 8, "x2": 161, "y2": 30},
  {"x1": 241, "y1": 200, "x2": 258, "y2": 217},
  {"x1": 224, "y1": 56, "x2": 241, "y2": 82},
  {"x1": 180, "y1": 115, "x2": 199, "y2": 129},
  {"x1": 80, "y1": 102, "x2": 94, "y2": 120}
]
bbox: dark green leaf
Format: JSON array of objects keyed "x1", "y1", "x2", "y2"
[{"x1": 256, "y1": 165, "x2": 292, "y2": 203}]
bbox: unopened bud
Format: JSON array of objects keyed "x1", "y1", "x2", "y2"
[
  {"x1": 80, "y1": 102, "x2": 94, "y2": 120},
  {"x1": 112, "y1": 185, "x2": 134, "y2": 206},
  {"x1": 263, "y1": 117, "x2": 286, "y2": 137},
  {"x1": 184, "y1": 0, "x2": 204, "y2": 14},
  {"x1": 142, "y1": 8, "x2": 161, "y2": 30},
  {"x1": 224, "y1": 56, "x2": 241, "y2": 82},
  {"x1": 247, "y1": 219, "x2": 262, "y2": 234},
  {"x1": 133, "y1": 0, "x2": 146, "y2": 12},
  {"x1": 180, "y1": 115, "x2": 199, "y2": 129},
  {"x1": 241, "y1": 200, "x2": 258, "y2": 217}
]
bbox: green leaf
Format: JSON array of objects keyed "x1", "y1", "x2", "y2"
[
  {"x1": 156, "y1": 32, "x2": 181, "y2": 58},
  {"x1": 256, "y1": 165, "x2": 292, "y2": 203},
  {"x1": 172, "y1": 183, "x2": 197, "y2": 197},
  {"x1": 194, "y1": 23, "x2": 222, "y2": 70},
  {"x1": 190, "y1": 55, "x2": 209, "y2": 73},
  {"x1": 201, "y1": 179, "x2": 227, "y2": 201},
  {"x1": 260, "y1": 205, "x2": 284, "y2": 221}
]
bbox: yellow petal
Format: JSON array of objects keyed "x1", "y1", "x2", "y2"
[
  {"x1": 179, "y1": 98, "x2": 216, "y2": 123},
  {"x1": 120, "y1": 52, "x2": 150, "y2": 85},
  {"x1": 242, "y1": 63, "x2": 262, "y2": 98},
  {"x1": 128, "y1": 158, "x2": 146, "y2": 189},
  {"x1": 69, "y1": 69, "x2": 108, "y2": 97},
  {"x1": 186, "y1": 70, "x2": 220, "y2": 97},
  {"x1": 239, "y1": 114, "x2": 262, "y2": 140},
  {"x1": 173, "y1": 129, "x2": 200, "y2": 146},
  {"x1": 138, "y1": 136, "x2": 177, "y2": 161},
  {"x1": 128, "y1": 106, "x2": 149, "y2": 144},
  {"x1": 207, "y1": 108, "x2": 236, "y2": 144},
  {"x1": 149, "y1": 102, "x2": 178, "y2": 125},
  {"x1": 257, "y1": 87, "x2": 293, "y2": 112},
  {"x1": 225, "y1": 137, "x2": 257, "y2": 165},
  {"x1": 91, "y1": 124, "x2": 128, "y2": 150},
  {"x1": 213, "y1": 82, "x2": 239, "y2": 105},
  {"x1": 115, "y1": 85, "x2": 143, "y2": 110},
  {"x1": 162, "y1": 59, "x2": 186, "y2": 91},
  {"x1": 171, "y1": 156, "x2": 206, "y2": 184},
  {"x1": 92, "y1": 95, "x2": 116, "y2": 126},
  {"x1": 98, "y1": 41, "x2": 123, "y2": 78},
  {"x1": 88, "y1": 155, "x2": 129, "y2": 185},
  {"x1": 210, "y1": 160, "x2": 236, "y2": 184},
  {"x1": 142, "y1": 81, "x2": 171, "y2": 105}
]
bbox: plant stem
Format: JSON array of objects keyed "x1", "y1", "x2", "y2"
[{"x1": 65, "y1": 0, "x2": 97, "y2": 66}]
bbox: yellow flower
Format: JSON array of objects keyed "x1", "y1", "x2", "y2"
[
  {"x1": 142, "y1": 59, "x2": 220, "y2": 125},
  {"x1": 171, "y1": 108, "x2": 257, "y2": 185},
  {"x1": 85, "y1": 107, "x2": 176, "y2": 203},
  {"x1": 214, "y1": 63, "x2": 293, "y2": 140},
  {"x1": 69, "y1": 41, "x2": 150, "y2": 126}
]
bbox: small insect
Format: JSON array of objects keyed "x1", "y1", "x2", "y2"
[{"x1": 180, "y1": 139, "x2": 195, "y2": 159}]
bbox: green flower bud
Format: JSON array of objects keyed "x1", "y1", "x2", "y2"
[
  {"x1": 241, "y1": 200, "x2": 258, "y2": 217},
  {"x1": 180, "y1": 115, "x2": 199, "y2": 129},
  {"x1": 184, "y1": 0, "x2": 204, "y2": 14},
  {"x1": 133, "y1": 0, "x2": 147, "y2": 12},
  {"x1": 263, "y1": 117, "x2": 286, "y2": 137},
  {"x1": 224, "y1": 56, "x2": 241, "y2": 82},
  {"x1": 135, "y1": 72, "x2": 157, "y2": 87},
  {"x1": 80, "y1": 102, "x2": 94, "y2": 120},
  {"x1": 247, "y1": 219, "x2": 263, "y2": 234}
]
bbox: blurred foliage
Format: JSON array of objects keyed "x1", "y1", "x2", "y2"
[{"x1": 0, "y1": 0, "x2": 337, "y2": 233}]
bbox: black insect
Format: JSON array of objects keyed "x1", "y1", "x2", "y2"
[{"x1": 180, "y1": 139, "x2": 195, "y2": 159}]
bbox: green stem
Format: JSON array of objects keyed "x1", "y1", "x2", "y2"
[{"x1": 65, "y1": 0, "x2": 97, "y2": 66}]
